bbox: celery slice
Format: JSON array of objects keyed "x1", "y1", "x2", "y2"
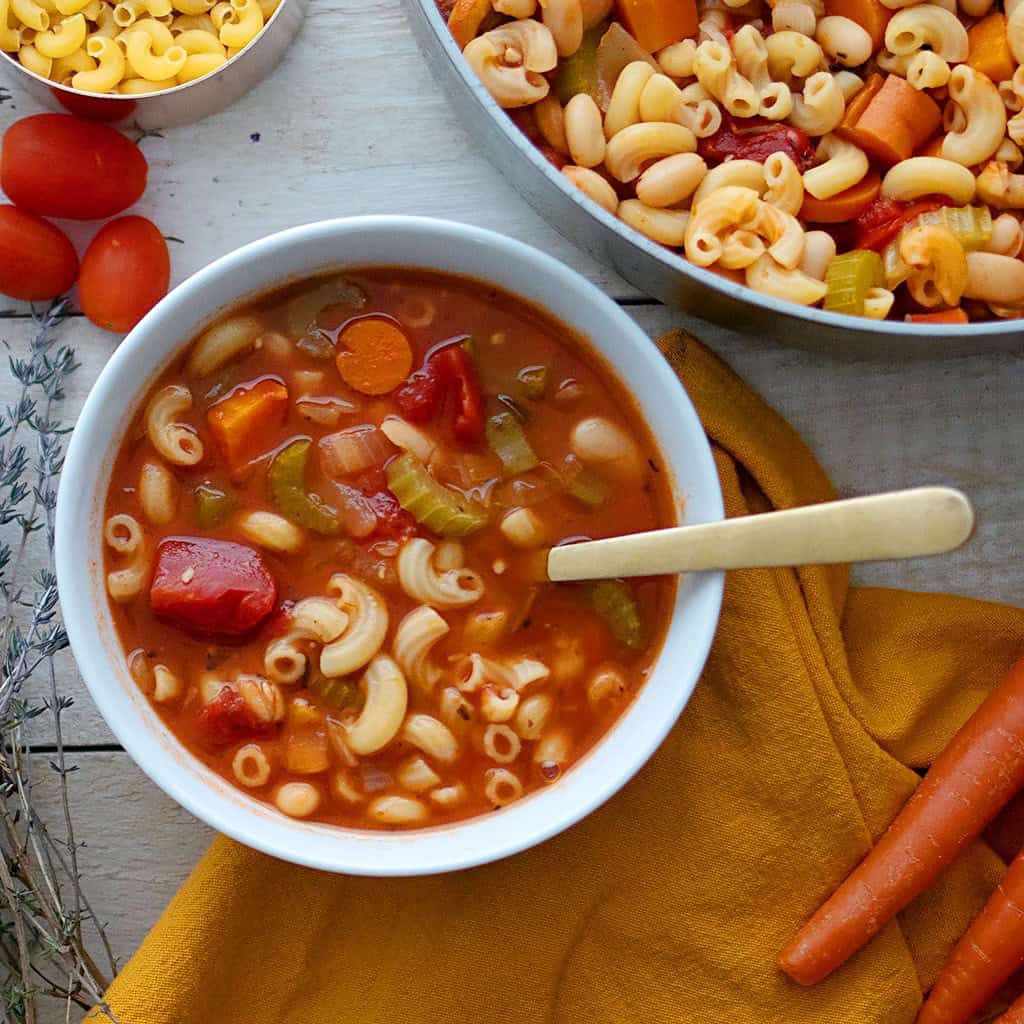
[
  {"x1": 386, "y1": 453, "x2": 489, "y2": 537},
  {"x1": 590, "y1": 580, "x2": 643, "y2": 650},
  {"x1": 268, "y1": 439, "x2": 341, "y2": 536},
  {"x1": 309, "y1": 671, "x2": 361, "y2": 710},
  {"x1": 554, "y1": 21, "x2": 604, "y2": 104},
  {"x1": 883, "y1": 206, "x2": 993, "y2": 289},
  {"x1": 486, "y1": 411, "x2": 539, "y2": 475},
  {"x1": 194, "y1": 484, "x2": 234, "y2": 529},
  {"x1": 915, "y1": 205, "x2": 992, "y2": 251},
  {"x1": 824, "y1": 251, "x2": 884, "y2": 316},
  {"x1": 517, "y1": 365, "x2": 549, "y2": 400},
  {"x1": 562, "y1": 454, "x2": 609, "y2": 507}
]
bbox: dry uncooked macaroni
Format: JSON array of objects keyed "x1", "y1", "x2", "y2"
[{"x1": 2, "y1": 0, "x2": 275, "y2": 91}]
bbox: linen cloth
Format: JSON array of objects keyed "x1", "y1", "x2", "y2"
[{"x1": 94, "y1": 333, "x2": 1024, "y2": 1024}]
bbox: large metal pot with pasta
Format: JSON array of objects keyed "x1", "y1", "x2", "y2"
[
  {"x1": 404, "y1": 0, "x2": 1024, "y2": 356},
  {"x1": 0, "y1": 0, "x2": 306, "y2": 129}
]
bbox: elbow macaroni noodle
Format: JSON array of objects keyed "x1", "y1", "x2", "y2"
[{"x1": 5, "y1": 0, "x2": 271, "y2": 91}]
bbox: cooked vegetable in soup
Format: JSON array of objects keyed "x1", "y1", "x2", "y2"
[{"x1": 102, "y1": 269, "x2": 677, "y2": 830}]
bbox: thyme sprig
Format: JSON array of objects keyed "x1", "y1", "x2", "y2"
[{"x1": 0, "y1": 303, "x2": 120, "y2": 1024}]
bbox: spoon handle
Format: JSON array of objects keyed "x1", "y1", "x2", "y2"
[{"x1": 546, "y1": 487, "x2": 975, "y2": 582}]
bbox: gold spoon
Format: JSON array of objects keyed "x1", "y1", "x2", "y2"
[{"x1": 546, "y1": 487, "x2": 974, "y2": 581}]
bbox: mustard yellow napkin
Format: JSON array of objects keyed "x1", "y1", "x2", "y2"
[{"x1": 94, "y1": 334, "x2": 1024, "y2": 1024}]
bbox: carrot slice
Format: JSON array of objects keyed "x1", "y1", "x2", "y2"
[
  {"x1": 824, "y1": 0, "x2": 890, "y2": 48},
  {"x1": 908, "y1": 308, "x2": 969, "y2": 324},
  {"x1": 447, "y1": 0, "x2": 490, "y2": 50},
  {"x1": 834, "y1": 72, "x2": 884, "y2": 148},
  {"x1": 800, "y1": 171, "x2": 881, "y2": 223},
  {"x1": 967, "y1": 13, "x2": 1014, "y2": 87},
  {"x1": 336, "y1": 317, "x2": 413, "y2": 396},
  {"x1": 614, "y1": 0, "x2": 698, "y2": 54},
  {"x1": 849, "y1": 75, "x2": 942, "y2": 166},
  {"x1": 919, "y1": 847, "x2": 1024, "y2": 1024},
  {"x1": 207, "y1": 378, "x2": 289, "y2": 475},
  {"x1": 779, "y1": 656, "x2": 1024, "y2": 986}
]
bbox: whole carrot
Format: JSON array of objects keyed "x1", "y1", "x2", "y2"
[
  {"x1": 917, "y1": 848, "x2": 1024, "y2": 1024},
  {"x1": 996, "y1": 994, "x2": 1024, "y2": 1024},
  {"x1": 780, "y1": 655, "x2": 1024, "y2": 986}
]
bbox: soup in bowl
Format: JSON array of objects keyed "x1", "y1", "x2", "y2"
[{"x1": 56, "y1": 217, "x2": 724, "y2": 874}]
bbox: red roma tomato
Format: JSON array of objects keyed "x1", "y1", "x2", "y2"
[
  {"x1": 79, "y1": 216, "x2": 170, "y2": 332},
  {"x1": 1, "y1": 114, "x2": 147, "y2": 220},
  {"x1": 150, "y1": 537, "x2": 278, "y2": 641},
  {"x1": 0, "y1": 205, "x2": 78, "y2": 301}
]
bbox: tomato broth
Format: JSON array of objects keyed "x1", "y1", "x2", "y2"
[{"x1": 102, "y1": 268, "x2": 677, "y2": 830}]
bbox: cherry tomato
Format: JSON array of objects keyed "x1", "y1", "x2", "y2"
[
  {"x1": 52, "y1": 88, "x2": 136, "y2": 123},
  {"x1": 150, "y1": 537, "x2": 277, "y2": 641},
  {"x1": 0, "y1": 205, "x2": 78, "y2": 302},
  {"x1": 79, "y1": 216, "x2": 170, "y2": 332},
  {"x1": 1, "y1": 114, "x2": 147, "y2": 220}
]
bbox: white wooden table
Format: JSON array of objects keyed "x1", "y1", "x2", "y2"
[{"x1": 2, "y1": 0, "x2": 1022, "y2": 1011}]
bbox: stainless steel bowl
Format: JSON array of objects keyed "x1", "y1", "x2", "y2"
[
  {"x1": 405, "y1": 0, "x2": 1024, "y2": 355},
  {"x1": 0, "y1": 0, "x2": 305, "y2": 129}
]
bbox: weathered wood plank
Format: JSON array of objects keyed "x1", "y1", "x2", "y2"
[{"x1": 0, "y1": 0, "x2": 639, "y2": 321}]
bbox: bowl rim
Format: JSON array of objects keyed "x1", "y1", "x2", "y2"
[
  {"x1": 413, "y1": 0, "x2": 1020, "y2": 341},
  {"x1": 0, "y1": 0, "x2": 295, "y2": 102},
  {"x1": 55, "y1": 214, "x2": 725, "y2": 875}
]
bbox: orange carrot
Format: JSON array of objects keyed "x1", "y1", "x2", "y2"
[
  {"x1": 615, "y1": 0, "x2": 698, "y2": 54},
  {"x1": 780, "y1": 655, "x2": 1024, "y2": 986},
  {"x1": 834, "y1": 72, "x2": 884, "y2": 149},
  {"x1": 988, "y1": 789, "x2": 1024, "y2": 863},
  {"x1": 207, "y1": 378, "x2": 289, "y2": 475},
  {"x1": 447, "y1": 0, "x2": 490, "y2": 49},
  {"x1": 800, "y1": 171, "x2": 880, "y2": 223},
  {"x1": 996, "y1": 994, "x2": 1024, "y2": 1024},
  {"x1": 336, "y1": 317, "x2": 413, "y2": 396},
  {"x1": 967, "y1": 13, "x2": 1014, "y2": 88},
  {"x1": 825, "y1": 0, "x2": 890, "y2": 48},
  {"x1": 850, "y1": 75, "x2": 942, "y2": 166},
  {"x1": 908, "y1": 309, "x2": 969, "y2": 324},
  {"x1": 918, "y1": 847, "x2": 1024, "y2": 1024},
  {"x1": 916, "y1": 135, "x2": 946, "y2": 158}
]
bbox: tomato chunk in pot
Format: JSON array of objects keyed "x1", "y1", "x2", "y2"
[{"x1": 150, "y1": 537, "x2": 277, "y2": 640}]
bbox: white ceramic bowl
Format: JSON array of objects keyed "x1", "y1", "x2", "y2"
[{"x1": 56, "y1": 216, "x2": 724, "y2": 876}]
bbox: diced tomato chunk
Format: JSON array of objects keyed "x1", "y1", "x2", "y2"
[
  {"x1": 853, "y1": 197, "x2": 948, "y2": 250},
  {"x1": 394, "y1": 343, "x2": 484, "y2": 443},
  {"x1": 150, "y1": 537, "x2": 277, "y2": 640},
  {"x1": 367, "y1": 491, "x2": 417, "y2": 540},
  {"x1": 395, "y1": 360, "x2": 445, "y2": 423},
  {"x1": 195, "y1": 687, "x2": 270, "y2": 747},
  {"x1": 698, "y1": 120, "x2": 816, "y2": 171}
]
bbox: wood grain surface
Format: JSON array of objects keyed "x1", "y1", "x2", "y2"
[{"x1": 1, "y1": 0, "x2": 1022, "y2": 1013}]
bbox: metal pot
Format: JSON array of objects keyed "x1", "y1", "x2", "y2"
[
  {"x1": 0, "y1": 0, "x2": 306, "y2": 130},
  {"x1": 404, "y1": 0, "x2": 1024, "y2": 356}
]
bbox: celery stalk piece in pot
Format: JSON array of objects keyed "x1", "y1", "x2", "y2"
[
  {"x1": 267, "y1": 439, "x2": 341, "y2": 535},
  {"x1": 386, "y1": 453, "x2": 489, "y2": 537},
  {"x1": 824, "y1": 250, "x2": 884, "y2": 316},
  {"x1": 554, "y1": 21, "x2": 606, "y2": 104}
]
